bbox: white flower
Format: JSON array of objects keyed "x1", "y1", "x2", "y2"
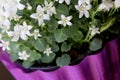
[
  {"x1": 4, "y1": 5, "x2": 17, "y2": 19},
  {"x1": 0, "y1": 9, "x2": 10, "y2": 30},
  {"x1": 43, "y1": 47, "x2": 53, "y2": 56},
  {"x1": 98, "y1": 0, "x2": 113, "y2": 11},
  {"x1": 114, "y1": 0, "x2": 120, "y2": 8},
  {"x1": 12, "y1": 15, "x2": 22, "y2": 21},
  {"x1": 0, "y1": 19, "x2": 10, "y2": 33},
  {"x1": 0, "y1": 34, "x2": 3, "y2": 40},
  {"x1": 31, "y1": 29, "x2": 42, "y2": 40},
  {"x1": 27, "y1": 3, "x2": 32, "y2": 10},
  {"x1": 18, "y1": 50, "x2": 30, "y2": 60},
  {"x1": 11, "y1": 0, "x2": 25, "y2": 10},
  {"x1": 3, "y1": 0, "x2": 25, "y2": 20},
  {"x1": 44, "y1": 1, "x2": 56, "y2": 16},
  {"x1": 75, "y1": 3, "x2": 91, "y2": 18},
  {"x1": 90, "y1": 26, "x2": 100, "y2": 36},
  {"x1": 57, "y1": 0, "x2": 70, "y2": 5},
  {"x1": 8, "y1": 22, "x2": 32, "y2": 42},
  {"x1": 78, "y1": 0, "x2": 90, "y2": 6},
  {"x1": 58, "y1": 15, "x2": 72, "y2": 27},
  {"x1": 0, "y1": 0, "x2": 9, "y2": 8},
  {"x1": 30, "y1": 5, "x2": 50, "y2": 26},
  {"x1": 21, "y1": 21, "x2": 32, "y2": 36},
  {"x1": 0, "y1": 40, "x2": 10, "y2": 51},
  {"x1": 7, "y1": 25, "x2": 22, "y2": 41}
]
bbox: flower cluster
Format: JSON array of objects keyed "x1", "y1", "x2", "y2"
[{"x1": 0, "y1": 0, "x2": 120, "y2": 68}]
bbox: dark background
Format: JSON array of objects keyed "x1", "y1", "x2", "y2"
[{"x1": 0, "y1": 62, "x2": 15, "y2": 80}]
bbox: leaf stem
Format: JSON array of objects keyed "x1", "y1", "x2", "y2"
[{"x1": 84, "y1": 28, "x2": 91, "y2": 42}]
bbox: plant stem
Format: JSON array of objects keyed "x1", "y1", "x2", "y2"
[
  {"x1": 109, "y1": 8, "x2": 116, "y2": 17},
  {"x1": 84, "y1": 29, "x2": 91, "y2": 42},
  {"x1": 100, "y1": 17, "x2": 116, "y2": 32}
]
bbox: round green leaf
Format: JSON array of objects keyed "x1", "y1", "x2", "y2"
[
  {"x1": 54, "y1": 29, "x2": 67, "y2": 43},
  {"x1": 55, "y1": 4, "x2": 69, "y2": 19},
  {"x1": 22, "y1": 60, "x2": 34, "y2": 68},
  {"x1": 72, "y1": 31, "x2": 83, "y2": 41},
  {"x1": 56, "y1": 54, "x2": 71, "y2": 66},
  {"x1": 89, "y1": 38, "x2": 102, "y2": 51},
  {"x1": 61, "y1": 42, "x2": 71, "y2": 52},
  {"x1": 31, "y1": 38, "x2": 47, "y2": 52},
  {"x1": 8, "y1": 43, "x2": 20, "y2": 61},
  {"x1": 45, "y1": 18, "x2": 58, "y2": 32},
  {"x1": 41, "y1": 53, "x2": 56, "y2": 63},
  {"x1": 29, "y1": 50, "x2": 41, "y2": 61},
  {"x1": 51, "y1": 43, "x2": 59, "y2": 52}
]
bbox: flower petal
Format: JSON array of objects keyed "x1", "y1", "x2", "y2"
[
  {"x1": 17, "y1": 3, "x2": 25, "y2": 10},
  {"x1": 43, "y1": 14, "x2": 50, "y2": 20},
  {"x1": 59, "y1": 0, "x2": 64, "y2": 3},
  {"x1": 67, "y1": 22, "x2": 72, "y2": 26},
  {"x1": 12, "y1": 35, "x2": 19, "y2": 42},
  {"x1": 79, "y1": 12, "x2": 84, "y2": 18},
  {"x1": 58, "y1": 21, "x2": 63, "y2": 24},
  {"x1": 61, "y1": 15, "x2": 65, "y2": 19},
  {"x1": 65, "y1": 0, "x2": 70, "y2": 5},
  {"x1": 67, "y1": 16, "x2": 72, "y2": 20},
  {"x1": 38, "y1": 19, "x2": 44, "y2": 26},
  {"x1": 20, "y1": 34, "x2": 28, "y2": 41},
  {"x1": 30, "y1": 13, "x2": 38, "y2": 19},
  {"x1": 84, "y1": 11, "x2": 89, "y2": 18}
]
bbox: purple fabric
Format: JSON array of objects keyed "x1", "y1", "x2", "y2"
[{"x1": 0, "y1": 36, "x2": 120, "y2": 80}]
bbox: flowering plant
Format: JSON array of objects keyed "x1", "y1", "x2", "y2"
[{"x1": 0, "y1": 0, "x2": 120, "y2": 68}]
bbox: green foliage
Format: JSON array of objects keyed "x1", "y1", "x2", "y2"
[
  {"x1": 35, "y1": 0, "x2": 44, "y2": 4},
  {"x1": 8, "y1": 43, "x2": 20, "y2": 61},
  {"x1": 29, "y1": 50, "x2": 41, "y2": 61},
  {"x1": 55, "y1": 4, "x2": 69, "y2": 19},
  {"x1": 46, "y1": 33, "x2": 55, "y2": 44},
  {"x1": 31, "y1": 38, "x2": 47, "y2": 52},
  {"x1": 71, "y1": 0, "x2": 78, "y2": 5},
  {"x1": 100, "y1": 18, "x2": 116, "y2": 32},
  {"x1": 22, "y1": 60, "x2": 34, "y2": 68},
  {"x1": 45, "y1": 18, "x2": 58, "y2": 32},
  {"x1": 56, "y1": 54, "x2": 71, "y2": 66},
  {"x1": 61, "y1": 42, "x2": 71, "y2": 52},
  {"x1": 54, "y1": 29, "x2": 68, "y2": 43},
  {"x1": 72, "y1": 31, "x2": 83, "y2": 42},
  {"x1": 41, "y1": 53, "x2": 56, "y2": 63},
  {"x1": 51, "y1": 42, "x2": 59, "y2": 52},
  {"x1": 1, "y1": 0, "x2": 119, "y2": 68},
  {"x1": 89, "y1": 38, "x2": 102, "y2": 51}
]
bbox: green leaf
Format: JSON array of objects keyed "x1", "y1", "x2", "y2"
[
  {"x1": 31, "y1": 38, "x2": 47, "y2": 52},
  {"x1": 72, "y1": 31, "x2": 83, "y2": 41},
  {"x1": 89, "y1": 38, "x2": 102, "y2": 51},
  {"x1": 22, "y1": 60, "x2": 34, "y2": 68},
  {"x1": 29, "y1": 50, "x2": 41, "y2": 61},
  {"x1": 45, "y1": 18, "x2": 58, "y2": 32},
  {"x1": 41, "y1": 53, "x2": 56, "y2": 63},
  {"x1": 55, "y1": 4, "x2": 69, "y2": 19},
  {"x1": 54, "y1": 29, "x2": 67, "y2": 43},
  {"x1": 61, "y1": 42, "x2": 71, "y2": 52},
  {"x1": 28, "y1": 0, "x2": 36, "y2": 10},
  {"x1": 51, "y1": 43, "x2": 59, "y2": 52},
  {"x1": 8, "y1": 43, "x2": 20, "y2": 61},
  {"x1": 56, "y1": 54, "x2": 71, "y2": 66},
  {"x1": 46, "y1": 33, "x2": 55, "y2": 44},
  {"x1": 91, "y1": 19, "x2": 101, "y2": 27},
  {"x1": 71, "y1": 0, "x2": 78, "y2": 5},
  {"x1": 35, "y1": 0, "x2": 44, "y2": 4},
  {"x1": 62, "y1": 25, "x2": 79, "y2": 38}
]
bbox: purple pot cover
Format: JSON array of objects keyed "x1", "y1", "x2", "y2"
[{"x1": 0, "y1": 36, "x2": 120, "y2": 80}]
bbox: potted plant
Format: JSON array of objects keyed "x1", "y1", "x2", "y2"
[{"x1": 0, "y1": 0, "x2": 120, "y2": 71}]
